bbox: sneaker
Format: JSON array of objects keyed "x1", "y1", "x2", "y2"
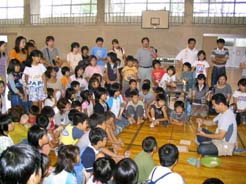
[{"x1": 150, "y1": 122, "x2": 155, "y2": 128}]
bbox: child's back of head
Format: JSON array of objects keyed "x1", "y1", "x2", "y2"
[
  {"x1": 88, "y1": 113, "x2": 106, "y2": 129},
  {"x1": 142, "y1": 136, "x2": 157, "y2": 153},
  {"x1": 89, "y1": 127, "x2": 107, "y2": 146},
  {"x1": 159, "y1": 143, "x2": 179, "y2": 167},
  {"x1": 72, "y1": 112, "x2": 88, "y2": 126},
  {"x1": 36, "y1": 114, "x2": 49, "y2": 129}
]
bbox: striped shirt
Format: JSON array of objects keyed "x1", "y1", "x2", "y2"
[{"x1": 210, "y1": 48, "x2": 229, "y2": 67}]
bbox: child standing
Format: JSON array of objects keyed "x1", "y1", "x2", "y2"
[
  {"x1": 122, "y1": 56, "x2": 138, "y2": 93},
  {"x1": 105, "y1": 52, "x2": 120, "y2": 87},
  {"x1": 159, "y1": 65, "x2": 176, "y2": 88},
  {"x1": 60, "y1": 66, "x2": 71, "y2": 89},
  {"x1": 107, "y1": 83, "x2": 129, "y2": 130},
  {"x1": 170, "y1": 100, "x2": 189, "y2": 126},
  {"x1": 60, "y1": 112, "x2": 88, "y2": 145},
  {"x1": 84, "y1": 55, "x2": 103, "y2": 80},
  {"x1": 149, "y1": 94, "x2": 169, "y2": 127},
  {"x1": 23, "y1": 50, "x2": 47, "y2": 110},
  {"x1": 67, "y1": 42, "x2": 82, "y2": 72},
  {"x1": 80, "y1": 45, "x2": 90, "y2": 67},
  {"x1": 181, "y1": 62, "x2": 194, "y2": 90},
  {"x1": 152, "y1": 60, "x2": 165, "y2": 87},
  {"x1": 126, "y1": 90, "x2": 145, "y2": 124},
  {"x1": 192, "y1": 50, "x2": 210, "y2": 78}
]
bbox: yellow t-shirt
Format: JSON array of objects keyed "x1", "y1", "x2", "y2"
[
  {"x1": 9, "y1": 123, "x2": 30, "y2": 144},
  {"x1": 9, "y1": 49, "x2": 27, "y2": 63},
  {"x1": 122, "y1": 66, "x2": 138, "y2": 81}
]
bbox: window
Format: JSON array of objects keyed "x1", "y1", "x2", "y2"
[
  {"x1": 0, "y1": 0, "x2": 24, "y2": 19},
  {"x1": 105, "y1": 0, "x2": 184, "y2": 16},
  {"x1": 40, "y1": 0, "x2": 97, "y2": 18},
  {"x1": 105, "y1": 0, "x2": 184, "y2": 24},
  {"x1": 193, "y1": 0, "x2": 246, "y2": 17}
]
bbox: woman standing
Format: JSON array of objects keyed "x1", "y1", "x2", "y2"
[
  {"x1": 9, "y1": 36, "x2": 27, "y2": 64},
  {"x1": 0, "y1": 41, "x2": 7, "y2": 81}
]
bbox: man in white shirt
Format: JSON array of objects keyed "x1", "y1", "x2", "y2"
[
  {"x1": 148, "y1": 144, "x2": 184, "y2": 184},
  {"x1": 196, "y1": 93, "x2": 237, "y2": 156},
  {"x1": 176, "y1": 38, "x2": 198, "y2": 66}
]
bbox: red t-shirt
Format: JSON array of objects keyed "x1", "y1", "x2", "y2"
[{"x1": 152, "y1": 69, "x2": 165, "y2": 83}]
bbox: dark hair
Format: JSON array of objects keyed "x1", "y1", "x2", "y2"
[
  {"x1": 54, "y1": 145, "x2": 79, "y2": 174},
  {"x1": 61, "y1": 66, "x2": 70, "y2": 75},
  {"x1": 126, "y1": 55, "x2": 135, "y2": 62},
  {"x1": 115, "y1": 158, "x2": 138, "y2": 184},
  {"x1": 238, "y1": 78, "x2": 246, "y2": 87},
  {"x1": 71, "y1": 80, "x2": 80, "y2": 89},
  {"x1": 217, "y1": 38, "x2": 225, "y2": 44},
  {"x1": 89, "y1": 55, "x2": 98, "y2": 64},
  {"x1": 108, "y1": 82, "x2": 121, "y2": 97},
  {"x1": 14, "y1": 36, "x2": 26, "y2": 53},
  {"x1": 174, "y1": 100, "x2": 185, "y2": 110},
  {"x1": 142, "y1": 83, "x2": 150, "y2": 91},
  {"x1": 112, "y1": 38, "x2": 119, "y2": 44},
  {"x1": 129, "y1": 79, "x2": 137, "y2": 85},
  {"x1": 93, "y1": 157, "x2": 116, "y2": 183},
  {"x1": 75, "y1": 65, "x2": 84, "y2": 78},
  {"x1": 94, "y1": 87, "x2": 108, "y2": 101},
  {"x1": 107, "y1": 52, "x2": 117, "y2": 64},
  {"x1": 0, "y1": 41, "x2": 6, "y2": 58},
  {"x1": 81, "y1": 45, "x2": 89, "y2": 52},
  {"x1": 41, "y1": 106, "x2": 55, "y2": 118},
  {"x1": 25, "y1": 41, "x2": 35, "y2": 52},
  {"x1": 57, "y1": 98, "x2": 70, "y2": 113},
  {"x1": 159, "y1": 144, "x2": 179, "y2": 167},
  {"x1": 0, "y1": 144, "x2": 41, "y2": 184},
  {"x1": 91, "y1": 73, "x2": 103, "y2": 83},
  {"x1": 41, "y1": 153, "x2": 50, "y2": 178},
  {"x1": 167, "y1": 65, "x2": 176, "y2": 75},
  {"x1": 211, "y1": 93, "x2": 227, "y2": 105},
  {"x1": 155, "y1": 87, "x2": 165, "y2": 95},
  {"x1": 72, "y1": 112, "x2": 88, "y2": 126},
  {"x1": 105, "y1": 111, "x2": 115, "y2": 121},
  {"x1": 8, "y1": 105, "x2": 25, "y2": 122},
  {"x1": 142, "y1": 136, "x2": 157, "y2": 153},
  {"x1": 0, "y1": 114, "x2": 12, "y2": 136},
  {"x1": 7, "y1": 59, "x2": 21, "y2": 74},
  {"x1": 70, "y1": 42, "x2": 80, "y2": 52},
  {"x1": 183, "y1": 62, "x2": 192, "y2": 70},
  {"x1": 129, "y1": 90, "x2": 139, "y2": 98},
  {"x1": 216, "y1": 74, "x2": 228, "y2": 84},
  {"x1": 89, "y1": 127, "x2": 107, "y2": 146},
  {"x1": 36, "y1": 114, "x2": 49, "y2": 129},
  {"x1": 25, "y1": 49, "x2": 42, "y2": 67},
  {"x1": 141, "y1": 37, "x2": 149, "y2": 43},
  {"x1": 88, "y1": 77, "x2": 100, "y2": 90},
  {"x1": 46, "y1": 88, "x2": 54, "y2": 99},
  {"x1": 0, "y1": 80, "x2": 4, "y2": 88},
  {"x1": 68, "y1": 109, "x2": 79, "y2": 122},
  {"x1": 197, "y1": 50, "x2": 206, "y2": 60},
  {"x1": 152, "y1": 59, "x2": 161, "y2": 68},
  {"x1": 28, "y1": 125, "x2": 47, "y2": 149},
  {"x1": 143, "y1": 79, "x2": 151, "y2": 86},
  {"x1": 195, "y1": 74, "x2": 207, "y2": 90},
  {"x1": 29, "y1": 105, "x2": 40, "y2": 116},
  {"x1": 65, "y1": 88, "x2": 76, "y2": 100},
  {"x1": 71, "y1": 100, "x2": 81, "y2": 109},
  {"x1": 156, "y1": 94, "x2": 166, "y2": 102},
  {"x1": 203, "y1": 178, "x2": 224, "y2": 184},
  {"x1": 96, "y1": 37, "x2": 104, "y2": 43},
  {"x1": 88, "y1": 113, "x2": 106, "y2": 129},
  {"x1": 45, "y1": 36, "x2": 55, "y2": 45},
  {"x1": 80, "y1": 90, "x2": 92, "y2": 104},
  {"x1": 45, "y1": 66, "x2": 55, "y2": 78},
  {"x1": 188, "y1": 38, "x2": 196, "y2": 44}
]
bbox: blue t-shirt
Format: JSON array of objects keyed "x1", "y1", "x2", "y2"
[
  {"x1": 81, "y1": 146, "x2": 97, "y2": 173},
  {"x1": 91, "y1": 47, "x2": 107, "y2": 66}
]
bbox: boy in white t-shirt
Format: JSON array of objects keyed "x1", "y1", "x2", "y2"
[{"x1": 148, "y1": 144, "x2": 184, "y2": 184}]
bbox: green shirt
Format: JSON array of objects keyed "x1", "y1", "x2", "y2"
[{"x1": 134, "y1": 151, "x2": 156, "y2": 184}]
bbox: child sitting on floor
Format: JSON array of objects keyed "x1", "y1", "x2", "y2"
[
  {"x1": 170, "y1": 100, "x2": 189, "y2": 126},
  {"x1": 94, "y1": 87, "x2": 109, "y2": 114},
  {"x1": 81, "y1": 90, "x2": 94, "y2": 116},
  {"x1": 126, "y1": 90, "x2": 145, "y2": 125},
  {"x1": 28, "y1": 105, "x2": 39, "y2": 125},
  {"x1": 125, "y1": 79, "x2": 139, "y2": 98},
  {"x1": 149, "y1": 94, "x2": 169, "y2": 128}
]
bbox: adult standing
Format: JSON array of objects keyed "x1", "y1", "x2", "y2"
[
  {"x1": 0, "y1": 41, "x2": 7, "y2": 81},
  {"x1": 210, "y1": 38, "x2": 229, "y2": 86},
  {"x1": 136, "y1": 37, "x2": 157, "y2": 86},
  {"x1": 176, "y1": 38, "x2": 198, "y2": 66}
]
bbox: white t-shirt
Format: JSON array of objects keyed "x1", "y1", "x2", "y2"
[
  {"x1": 192, "y1": 60, "x2": 210, "y2": 78},
  {"x1": 215, "y1": 109, "x2": 237, "y2": 144},
  {"x1": 176, "y1": 47, "x2": 198, "y2": 65},
  {"x1": 67, "y1": 52, "x2": 82, "y2": 71},
  {"x1": 159, "y1": 73, "x2": 176, "y2": 87},
  {"x1": 233, "y1": 90, "x2": 246, "y2": 110},
  {"x1": 240, "y1": 55, "x2": 246, "y2": 77},
  {"x1": 23, "y1": 63, "x2": 46, "y2": 87},
  {"x1": 148, "y1": 166, "x2": 184, "y2": 184},
  {"x1": 110, "y1": 95, "x2": 123, "y2": 118}
]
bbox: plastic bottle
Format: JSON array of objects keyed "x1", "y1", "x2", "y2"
[{"x1": 196, "y1": 157, "x2": 201, "y2": 168}]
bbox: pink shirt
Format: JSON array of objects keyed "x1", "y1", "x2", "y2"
[{"x1": 84, "y1": 65, "x2": 103, "y2": 79}]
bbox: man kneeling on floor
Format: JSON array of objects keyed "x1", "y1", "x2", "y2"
[{"x1": 196, "y1": 93, "x2": 237, "y2": 156}]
